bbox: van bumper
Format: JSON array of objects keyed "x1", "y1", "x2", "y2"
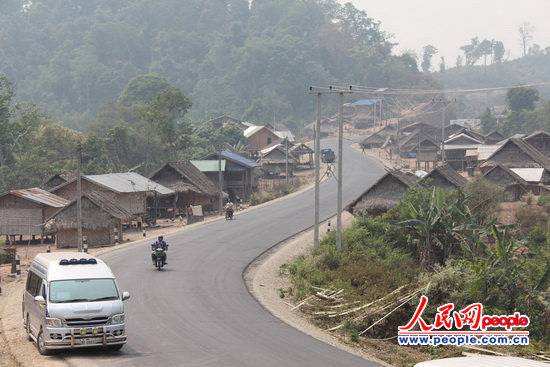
[{"x1": 43, "y1": 324, "x2": 127, "y2": 349}]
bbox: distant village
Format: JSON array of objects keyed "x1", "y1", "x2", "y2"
[
  {"x1": 1, "y1": 99, "x2": 549, "y2": 250},
  {"x1": 345, "y1": 99, "x2": 550, "y2": 215}
]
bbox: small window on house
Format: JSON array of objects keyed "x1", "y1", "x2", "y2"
[{"x1": 267, "y1": 138, "x2": 272, "y2": 144}]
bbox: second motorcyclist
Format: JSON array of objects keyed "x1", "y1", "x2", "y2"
[
  {"x1": 225, "y1": 200, "x2": 234, "y2": 219},
  {"x1": 151, "y1": 235, "x2": 168, "y2": 265}
]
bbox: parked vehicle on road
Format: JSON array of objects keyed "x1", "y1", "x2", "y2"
[
  {"x1": 321, "y1": 148, "x2": 335, "y2": 163},
  {"x1": 22, "y1": 253, "x2": 130, "y2": 355}
]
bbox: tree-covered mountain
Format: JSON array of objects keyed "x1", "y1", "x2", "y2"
[{"x1": 0, "y1": 0, "x2": 438, "y2": 131}]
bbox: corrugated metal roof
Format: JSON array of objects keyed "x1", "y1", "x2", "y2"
[
  {"x1": 444, "y1": 133, "x2": 483, "y2": 145},
  {"x1": 476, "y1": 145, "x2": 501, "y2": 160},
  {"x1": 190, "y1": 160, "x2": 226, "y2": 172},
  {"x1": 510, "y1": 168, "x2": 544, "y2": 182},
  {"x1": 243, "y1": 125, "x2": 264, "y2": 138},
  {"x1": 274, "y1": 130, "x2": 296, "y2": 141},
  {"x1": 85, "y1": 172, "x2": 174, "y2": 195},
  {"x1": 10, "y1": 188, "x2": 70, "y2": 207},
  {"x1": 220, "y1": 150, "x2": 260, "y2": 168}
]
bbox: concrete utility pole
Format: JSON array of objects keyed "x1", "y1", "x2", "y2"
[
  {"x1": 285, "y1": 138, "x2": 289, "y2": 185},
  {"x1": 218, "y1": 149, "x2": 223, "y2": 215},
  {"x1": 336, "y1": 92, "x2": 344, "y2": 252},
  {"x1": 432, "y1": 98, "x2": 456, "y2": 165},
  {"x1": 314, "y1": 93, "x2": 321, "y2": 248},
  {"x1": 309, "y1": 86, "x2": 352, "y2": 251},
  {"x1": 77, "y1": 141, "x2": 83, "y2": 252}
]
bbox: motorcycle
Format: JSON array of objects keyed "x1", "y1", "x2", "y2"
[
  {"x1": 152, "y1": 247, "x2": 167, "y2": 270},
  {"x1": 225, "y1": 208, "x2": 234, "y2": 220}
]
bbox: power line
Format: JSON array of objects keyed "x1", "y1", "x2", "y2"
[{"x1": 324, "y1": 81, "x2": 550, "y2": 96}]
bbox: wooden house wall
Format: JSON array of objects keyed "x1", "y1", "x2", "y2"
[
  {"x1": 0, "y1": 195, "x2": 45, "y2": 235},
  {"x1": 445, "y1": 149, "x2": 467, "y2": 171},
  {"x1": 483, "y1": 169, "x2": 524, "y2": 201},
  {"x1": 204, "y1": 172, "x2": 225, "y2": 190},
  {"x1": 174, "y1": 192, "x2": 216, "y2": 213},
  {"x1": 57, "y1": 228, "x2": 113, "y2": 248},
  {"x1": 418, "y1": 150, "x2": 438, "y2": 162},
  {"x1": 247, "y1": 129, "x2": 280, "y2": 151},
  {"x1": 447, "y1": 136, "x2": 480, "y2": 145}
]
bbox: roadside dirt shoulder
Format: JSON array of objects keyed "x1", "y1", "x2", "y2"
[{"x1": 244, "y1": 212, "x2": 390, "y2": 367}]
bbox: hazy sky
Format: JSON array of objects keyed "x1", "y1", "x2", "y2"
[{"x1": 349, "y1": 0, "x2": 550, "y2": 69}]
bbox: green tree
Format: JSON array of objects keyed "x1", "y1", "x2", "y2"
[
  {"x1": 140, "y1": 86, "x2": 193, "y2": 165},
  {"x1": 421, "y1": 45, "x2": 438, "y2": 73},
  {"x1": 479, "y1": 108, "x2": 497, "y2": 133},
  {"x1": 492, "y1": 40, "x2": 505, "y2": 63},
  {"x1": 0, "y1": 77, "x2": 43, "y2": 167},
  {"x1": 117, "y1": 74, "x2": 172, "y2": 108},
  {"x1": 506, "y1": 86, "x2": 539, "y2": 112}
]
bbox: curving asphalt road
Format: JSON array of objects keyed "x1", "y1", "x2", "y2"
[{"x1": 65, "y1": 137, "x2": 386, "y2": 367}]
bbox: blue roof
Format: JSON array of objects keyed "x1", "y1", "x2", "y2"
[
  {"x1": 204, "y1": 150, "x2": 259, "y2": 168},
  {"x1": 350, "y1": 99, "x2": 382, "y2": 106},
  {"x1": 221, "y1": 150, "x2": 260, "y2": 168}
]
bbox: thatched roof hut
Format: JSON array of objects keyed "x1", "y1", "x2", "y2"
[
  {"x1": 346, "y1": 170, "x2": 417, "y2": 216},
  {"x1": 422, "y1": 166, "x2": 468, "y2": 190},
  {"x1": 482, "y1": 164, "x2": 529, "y2": 202},
  {"x1": 42, "y1": 172, "x2": 78, "y2": 191},
  {"x1": 47, "y1": 191, "x2": 133, "y2": 248},
  {"x1": 149, "y1": 160, "x2": 220, "y2": 214},
  {"x1": 483, "y1": 138, "x2": 550, "y2": 173}
]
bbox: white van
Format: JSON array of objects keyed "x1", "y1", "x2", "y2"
[{"x1": 22, "y1": 252, "x2": 130, "y2": 354}]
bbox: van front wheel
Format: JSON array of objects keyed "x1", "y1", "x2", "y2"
[
  {"x1": 107, "y1": 344, "x2": 124, "y2": 351},
  {"x1": 37, "y1": 330, "x2": 51, "y2": 355}
]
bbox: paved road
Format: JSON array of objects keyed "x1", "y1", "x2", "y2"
[{"x1": 65, "y1": 138, "x2": 386, "y2": 367}]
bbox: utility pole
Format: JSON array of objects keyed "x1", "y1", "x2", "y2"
[
  {"x1": 313, "y1": 93, "x2": 321, "y2": 249},
  {"x1": 336, "y1": 92, "x2": 344, "y2": 252},
  {"x1": 285, "y1": 138, "x2": 289, "y2": 185},
  {"x1": 310, "y1": 86, "x2": 352, "y2": 251},
  {"x1": 218, "y1": 148, "x2": 223, "y2": 215},
  {"x1": 432, "y1": 98, "x2": 456, "y2": 165},
  {"x1": 77, "y1": 142, "x2": 83, "y2": 252}
]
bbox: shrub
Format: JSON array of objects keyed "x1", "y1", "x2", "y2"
[
  {"x1": 464, "y1": 178, "x2": 503, "y2": 224},
  {"x1": 515, "y1": 206, "x2": 547, "y2": 234},
  {"x1": 537, "y1": 195, "x2": 550, "y2": 206}
]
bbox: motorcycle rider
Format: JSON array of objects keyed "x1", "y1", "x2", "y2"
[
  {"x1": 151, "y1": 235, "x2": 168, "y2": 265},
  {"x1": 225, "y1": 200, "x2": 234, "y2": 218}
]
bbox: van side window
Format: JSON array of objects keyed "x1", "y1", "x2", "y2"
[{"x1": 26, "y1": 271, "x2": 42, "y2": 297}]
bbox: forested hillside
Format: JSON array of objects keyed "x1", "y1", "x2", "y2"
[
  {"x1": 0, "y1": 0, "x2": 438, "y2": 131},
  {"x1": 436, "y1": 54, "x2": 550, "y2": 91},
  {"x1": 433, "y1": 54, "x2": 550, "y2": 118}
]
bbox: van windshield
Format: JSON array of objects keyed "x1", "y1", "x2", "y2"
[{"x1": 49, "y1": 279, "x2": 119, "y2": 303}]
